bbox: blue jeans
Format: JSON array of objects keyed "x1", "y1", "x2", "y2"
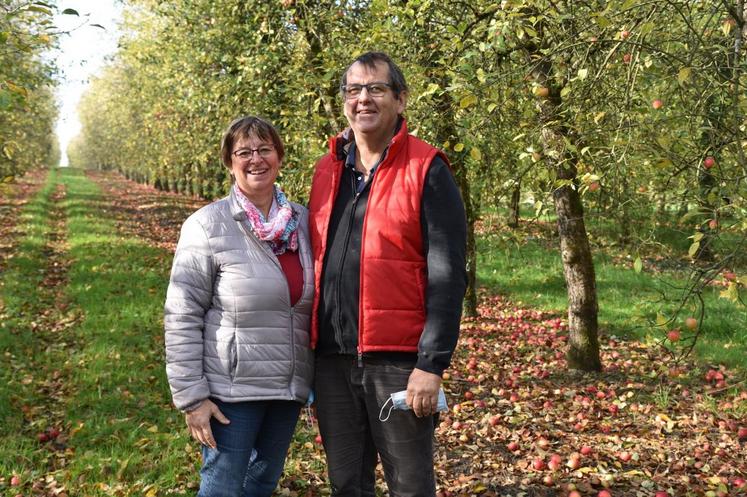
[{"x1": 198, "y1": 398, "x2": 302, "y2": 497}]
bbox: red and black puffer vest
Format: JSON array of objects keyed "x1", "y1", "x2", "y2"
[{"x1": 308, "y1": 120, "x2": 449, "y2": 353}]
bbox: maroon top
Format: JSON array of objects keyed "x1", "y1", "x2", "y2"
[{"x1": 277, "y1": 250, "x2": 303, "y2": 307}]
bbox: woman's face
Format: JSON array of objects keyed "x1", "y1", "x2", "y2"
[{"x1": 230, "y1": 134, "x2": 280, "y2": 200}]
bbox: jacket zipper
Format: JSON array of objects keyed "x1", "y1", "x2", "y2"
[
  {"x1": 237, "y1": 215, "x2": 300, "y2": 396},
  {"x1": 333, "y1": 171, "x2": 360, "y2": 355}
]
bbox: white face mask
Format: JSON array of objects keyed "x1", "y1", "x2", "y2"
[{"x1": 378, "y1": 388, "x2": 449, "y2": 422}]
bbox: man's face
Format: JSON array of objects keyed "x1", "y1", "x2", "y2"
[{"x1": 343, "y1": 61, "x2": 406, "y2": 140}]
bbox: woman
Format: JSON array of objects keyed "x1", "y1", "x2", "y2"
[{"x1": 164, "y1": 116, "x2": 313, "y2": 497}]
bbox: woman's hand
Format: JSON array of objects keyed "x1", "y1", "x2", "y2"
[{"x1": 185, "y1": 399, "x2": 230, "y2": 449}]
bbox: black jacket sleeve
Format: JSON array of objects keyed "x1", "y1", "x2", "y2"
[{"x1": 415, "y1": 156, "x2": 468, "y2": 376}]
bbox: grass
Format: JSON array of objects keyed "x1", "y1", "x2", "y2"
[
  {"x1": 2, "y1": 170, "x2": 744, "y2": 495},
  {"x1": 0, "y1": 168, "x2": 325, "y2": 496},
  {"x1": 476, "y1": 209, "x2": 747, "y2": 373}
]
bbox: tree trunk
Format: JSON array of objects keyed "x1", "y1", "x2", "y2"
[
  {"x1": 432, "y1": 86, "x2": 478, "y2": 317},
  {"x1": 532, "y1": 58, "x2": 601, "y2": 371},
  {"x1": 507, "y1": 180, "x2": 521, "y2": 228},
  {"x1": 454, "y1": 166, "x2": 478, "y2": 317}
]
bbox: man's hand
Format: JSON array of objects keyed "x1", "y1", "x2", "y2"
[
  {"x1": 185, "y1": 399, "x2": 230, "y2": 449},
  {"x1": 406, "y1": 368, "x2": 442, "y2": 418}
]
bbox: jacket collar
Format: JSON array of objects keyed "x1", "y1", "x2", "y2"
[
  {"x1": 229, "y1": 185, "x2": 247, "y2": 221},
  {"x1": 329, "y1": 117, "x2": 408, "y2": 166}
]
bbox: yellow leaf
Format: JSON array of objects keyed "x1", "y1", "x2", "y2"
[
  {"x1": 678, "y1": 67, "x2": 691, "y2": 85},
  {"x1": 688, "y1": 241, "x2": 700, "y2": 257},
  {"x1": 656, "y1": 314, "x2": 668, "y2": 327},
  {"x1": 719, "y1": 282, "x2": 739, "y2": 302},
  {"x1": 147, "y1": 425, "x2": 158, "y2": 433},
  {"x1": 470, "y1": 147, "x2": 482, "y2": 161},
  {"x1": 146, "y1": 487, "x2": 158, "y2": 497},
  {"x1": 454, "y1": 143, "x2": 465, "y2": 152},
  {"x1": 460, "y1": 94, "x2": 478, "y2": 109}
]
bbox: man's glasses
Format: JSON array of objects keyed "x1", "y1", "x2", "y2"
[
  {"x1": 340, "y1": 82, "x2": 392, "y2": 100},
  {"x1": 232, "y1": 145, "x2": 275, "y2": 161}
]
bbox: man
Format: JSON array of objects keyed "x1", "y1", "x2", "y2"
[{"x1": 308, "y1": 52, "x2": 467, "y2": 497}]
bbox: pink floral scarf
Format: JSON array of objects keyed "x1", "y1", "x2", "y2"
[{"x1": 234, "y1": 184, "x2": 299, "y2": 255}]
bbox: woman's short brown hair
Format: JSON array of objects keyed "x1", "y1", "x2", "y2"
[{"x1": 220, "y1": 116, "x2": 285, "y2": 168}]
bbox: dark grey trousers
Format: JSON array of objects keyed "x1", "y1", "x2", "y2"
[{"x1": 314, "y1": 354, "x2": 436, "y2": 497}]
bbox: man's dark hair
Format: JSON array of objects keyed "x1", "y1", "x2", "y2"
[{"x1": 340, "y1": 51, "x2": 408, "y2": 98}]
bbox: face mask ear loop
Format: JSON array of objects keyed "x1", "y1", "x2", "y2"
[{"x1": 379, "y1": 397, "x2": 394, "y2": 422}]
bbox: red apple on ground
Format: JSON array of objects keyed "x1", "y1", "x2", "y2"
[
  {"x1": 580, "y1": 446, "x2": 593, "y2": 456},
  {"x1": 533, "y1": 457, "x2": 546, "y2": 471},
  {"x1": 652, "y1": 99, "x2": 663, "y2": 109},
  {"x1": 738, "y1": 427, "x2": 747, "y2": 439},
  {"x1": 655, "y1": 492, "x2": 669, "y2": 497},
  {"x1": 623, "y1": 53, "x2": 632, "y2": 64},
  {"x1": 314, "y1": 434, "x2": 323, "y2": 444},
  {"x1": 724, "y1": 272, "x2": 736, "y2": 281},
  {"x1": 588, "y1": 181, "x2": 600, "y2": 192},
  {"x1": 489, "y1": 415, "x2": 500, "y2": 426},
  {"x1": 598, "y1": 491, "x2": 612, "y2": 497},
  {"x1": 618, "y1": 451, "x2": 632, "y2": 462},
  {"x1": 703, "y1": 156, "x2": 715, "y2": 169},
  {"x1": 464, "y1": 391, "x2": 474, "y2": 400},
  {"x1": 37, "y1": 432, "x2": 49, "y2": 443},
  {"x1": 569, "y1": 492, "x2": 582, "y2": 497},
  {"x1": 10, "y1": 475, "x2": 21, "y2": 486},
  {"x1": 507, "y1": 441, "x2": 519, "y2": 451},
  {"x1": 542, "y1": 474, "x2": 554, "y2": 486}
]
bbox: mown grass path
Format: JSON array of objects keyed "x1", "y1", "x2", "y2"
[{"x1": 1, "y1": 169, "x2": 745, "y2": 497}]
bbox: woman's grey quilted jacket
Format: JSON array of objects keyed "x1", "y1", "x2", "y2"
[{"x1": 164, "y1": 189, "x2": 314, "y2": 411}]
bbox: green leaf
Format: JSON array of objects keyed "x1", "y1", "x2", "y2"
[
  {"x1": 25, "y1": 5, "x2": 53, "y2": 15},
  {"x1": 656, "y1": 314, "x2": 668, "y2": 327},
  {"x1": 61, "y1": 8, "x2": 79, "y2": 16},
  {"x1": 90, "y1": 23, "x2": 106, "y2": 30},
  {"x1": 688, "y1": 241, "x2": 700, "y2": 257},
  {"x1": 595, "y1": 16, "x2": 611, "y2": 28},
  {"x1": 0, "y1": 90, "x2": 11, "y2": 110},
  {"x1": 633, "y1": 256, "x2": 642, "y2": 273},
  {"x1": 692, "y1": 232, "x2": 704, "y2": 242},
  {"x1": 487, "y1": 103, "x2": 497, "y2": 113}
]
